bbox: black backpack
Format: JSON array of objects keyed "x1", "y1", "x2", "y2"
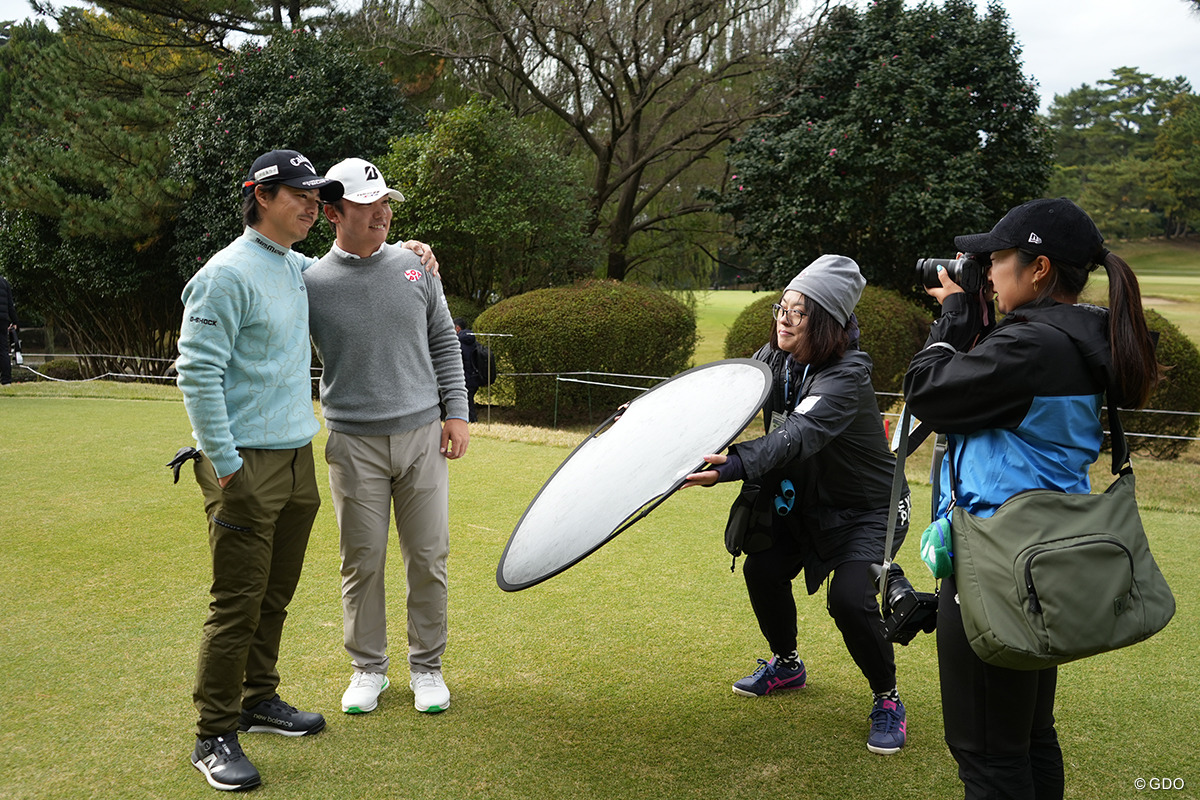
[{"x1": 473, "y1": 343, "x2": 498, "y2": 386}]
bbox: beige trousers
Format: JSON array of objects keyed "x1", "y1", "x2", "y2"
[{"x1": 324, "y1": 423, "x2": 449, "y2": 674}]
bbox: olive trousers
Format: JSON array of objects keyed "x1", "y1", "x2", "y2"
[{"x1": 192, "y1": 445, "x2": 320, "y2": 738}]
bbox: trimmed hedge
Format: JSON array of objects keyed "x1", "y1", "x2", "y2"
[
  {"x1": 856, "y1": 286, "x2": 934, "y2": 410},
  {"x1": 446, "y1": 296, "x2": 484, "y2": 328},
  {"x1": 40, "y1": 358, "x2": 83, "y2": 381},
  {"x1": 724, "y1": 286, "x2": 931, "y2": 410},
  {"x1": 1123, "y1": 309, "x2": 1200, "y2": 460},
  {"x1": 474, "y1": 280, "x2": 697, "y2": 421}
]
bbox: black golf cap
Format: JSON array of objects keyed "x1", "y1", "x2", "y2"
[
  {"x1": 955, "y1": 197, "x2": 1104, "y2": 267},
  {"x1": 242, "y1": 149, "x2": 343, "y2": 202}
]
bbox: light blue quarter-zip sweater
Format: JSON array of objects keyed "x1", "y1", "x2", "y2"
[{"x1": 176, "y1": 228, "x2": 320, "y2": 478}]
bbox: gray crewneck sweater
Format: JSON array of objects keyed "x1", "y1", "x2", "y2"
[{"x1": 305, "y1": 243, "x2": 468, "y2": 436}]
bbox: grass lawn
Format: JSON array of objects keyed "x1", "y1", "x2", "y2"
[
  {"x1": 686, "y1": 289, "x2": 772, "y2": 365},
  {"x1": 2, "y1": 238, "x2": 1196, "y2": 798},
  {"x1": 1, "y1": 384, "x2": 1197, "y2": 800}
]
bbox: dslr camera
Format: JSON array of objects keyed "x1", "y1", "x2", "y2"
[
  {"x1": 868, "y1": 563, "x2": 937, "y2": 645},
  {"x1": 915, "y1": 253, "x2": 987, "y2": 294}
]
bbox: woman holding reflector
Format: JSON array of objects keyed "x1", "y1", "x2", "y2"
[{"x1": 685, "y1": 255, "x2": 911, "y2": 755}]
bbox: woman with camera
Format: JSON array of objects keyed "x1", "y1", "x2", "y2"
[
  {"x1": 684, "y1": 254, "x2": 911, "y2": 755},
  {"x1": 904, "y1": 198, "x2": 1158, "y2": 798}
]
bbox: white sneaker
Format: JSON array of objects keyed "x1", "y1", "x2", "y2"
[
  {"x1": 341, "y1": 671, "x2": 389, "y2": 714},
  {"x1": 410, "y1": 670, "x2": 450, "y2": 713}
]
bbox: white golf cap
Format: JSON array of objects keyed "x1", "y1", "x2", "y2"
[{"x1": 324, "y1": 157, "x2": 405, "y2": 204}]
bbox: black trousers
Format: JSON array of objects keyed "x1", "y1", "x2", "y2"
[
  {"x1": 743, "y1": 534, "x2": 896, "y2": 695},
  {"x1": 1, "y1": 328, "x2": 12, "y2": 384},
  {"x1": 466, "y1": 386, "x2": 479, "y2": 422},
  {"x1": 938, "y1": 575, "x2": 1064, "y2": 800}
]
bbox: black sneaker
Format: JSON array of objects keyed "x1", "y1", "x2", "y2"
[
  {"x1": 191, "y1": 732, "x2": 261, "y2": 792},
  {"x1": 238, "y1": 695, "x2": 326, "y2": 737}
]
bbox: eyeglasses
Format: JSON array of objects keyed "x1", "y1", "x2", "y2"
[{"x1": 771, "y1": 304, "x2": 808, "y2": 324}]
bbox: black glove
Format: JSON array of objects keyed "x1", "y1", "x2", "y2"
[{"x1": 166, "y1": 446, "x2": 202, "y2": 484}]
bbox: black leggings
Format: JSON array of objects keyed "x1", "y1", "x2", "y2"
[
  {"x1": 938, "y1": 575, "x2": 1064, "y2": 800},
  {"x1": 743, "y1": 536, "x2": 896, "y2": 695}
]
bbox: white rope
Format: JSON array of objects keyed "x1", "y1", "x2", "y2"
[{"x1": 10, "y1": 357, "x2": 1200, "y2": 443}]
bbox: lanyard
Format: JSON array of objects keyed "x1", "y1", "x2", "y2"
[{"x1": 784, "y1": 361, "x2": 809, "y2": 410}]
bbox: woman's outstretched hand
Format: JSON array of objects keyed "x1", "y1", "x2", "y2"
[{"x1": 683, "y1": 453, "x2": 726, "y2": 489}]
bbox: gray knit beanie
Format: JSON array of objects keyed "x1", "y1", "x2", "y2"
[{"x1": 784, "y1": 254, "x2": 866, "y2": 326}]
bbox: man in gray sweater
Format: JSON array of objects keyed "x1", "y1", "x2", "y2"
[{"x1": 305, "y1": 157, "x2": 469, "y2": 717}]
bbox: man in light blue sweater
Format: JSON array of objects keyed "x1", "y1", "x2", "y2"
[
  {"x1": 177, "y1": 149, "x2": 339, "y2": 792},
  {"x1": 305, "y1": 157, "x2": 469, "y2": 719},
  {"x1": 176, "y1": 150, "x2": 439, "y2": 792}
]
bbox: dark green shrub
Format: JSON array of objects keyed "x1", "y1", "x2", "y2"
[
  {"x1": 446, "y1": 296, "x2": 484, "y2": 327},
  {"x1": 6, "y1": 363, "x2": 39, "y2": 383},
  {"x1": 724, "y1": 286, "x2": 931, "y2": 410},
  {"x1": 41, "y1": 358, "x2": 83, "y2": 381},
  {"x1": 856, "y1": 286, "x2": 934, "y2": 410},
  {"x1": 170, "y1": 30, "x2": 416, "y2": 277},
  {"x1": 383, "y1": 99, "x2": 597, "y2": 305},
  {"x1": 1123, "y1": 309, "x2": 1200, "y2": 460},
  {"x1": 474, "y1": 280, "x2": 696, "y2": 421}
]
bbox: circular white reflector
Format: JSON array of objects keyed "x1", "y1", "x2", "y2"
[{"x1": 496, "y1": 359, "x2": 772, "y2": 591}]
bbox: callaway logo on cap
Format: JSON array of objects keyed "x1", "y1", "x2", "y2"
[
  {"x1": 242, "y1": 150, "x2": 343, "y2": 201},
  {"x1": 325, "y1": 157, "x2": 405, "y2": 204}
]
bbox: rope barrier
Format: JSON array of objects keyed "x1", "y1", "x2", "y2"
[{"x1": 9, "y1": 356, "x2": 1200, "y2": 443}]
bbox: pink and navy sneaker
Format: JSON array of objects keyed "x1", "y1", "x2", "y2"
[
  {"x1": 731, "y1": 656, "x2": 807, "y2": 697},
  {"x1": 866, "y1": 695, "x2": 906, "y2": 754}
]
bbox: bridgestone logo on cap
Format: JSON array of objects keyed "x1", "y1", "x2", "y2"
[
  {"x1": 301, "y1": 178, "x2": 324, "y2": 186},
  {"x1": 254, "y1": 165, "x2": 280, "y2": 181}
]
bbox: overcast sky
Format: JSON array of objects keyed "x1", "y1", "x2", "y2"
[
  {"x1": 3, "y1": 0, "x2": 1199, "y2": 112},
  {"x1": 982, "y1": 0, "x2": 1200, "y2": 109}
]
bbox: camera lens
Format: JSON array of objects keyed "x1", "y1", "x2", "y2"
[
  {"x1": 915, "y1": 256, "x2": 982, "y2": 294},
  {"x1": 916, "y1": 258, "x2": 957, "y2": 289},
  {"x1": 885, "y1": 573, "x2": 916, "y2": 609}
]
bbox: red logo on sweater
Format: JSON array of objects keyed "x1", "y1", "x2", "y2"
[{"x1": 404, "y1": 269, "x2": 422, "y2": 282}]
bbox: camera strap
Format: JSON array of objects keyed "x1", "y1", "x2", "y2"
[{"x1": 879, "y1": 403, "x2": 917, "y2": 600}]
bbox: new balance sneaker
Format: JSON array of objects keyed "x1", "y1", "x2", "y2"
[
  {"x1": 866, "y1": 695, "x2": 907, "y2": 754},
  {"x1": 342, "y1": 671, "x2": 390, "y2": 714},
  {"x1": 191, "y1": 732, "x2": 261, "y2": 792},
  {"x1": 238, "y1": 695, "x2": 326, "y2": 737},
  {"x1": 732, "y1": 656, "x2": 807, "y2": 697},
  {"x1": 410, "y1": 670, "x2": 450, "y2": 713}
]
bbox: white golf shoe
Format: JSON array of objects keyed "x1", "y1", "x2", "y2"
[
  {"x1": 410, "y1": 670, "x2": 450, "y2": 713},
  {"x1": 341, "y1": 671, "x2": 389, "y2": 714}
]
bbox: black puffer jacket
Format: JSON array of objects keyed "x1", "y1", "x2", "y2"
[
  {"x1": 730, "y1": 342, "x2": 906, "y2": 591},
  {"x1": 0, "y1": 274, "x2": 15, "y2": 327},
  {"x1": 457, "y1": 328, "x2": 481, "y2": 390}
]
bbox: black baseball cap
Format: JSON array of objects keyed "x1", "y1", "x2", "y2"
[
  {"x1": 955, "y1": 198, "x2": 1104, "y2": 267},
  {"x1": 242, "y1": 149, "x2": 343, "y2": 201}
]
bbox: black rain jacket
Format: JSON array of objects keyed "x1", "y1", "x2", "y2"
[{"x1": 730, "y1": 341, "x2": 906, "y2": 592}]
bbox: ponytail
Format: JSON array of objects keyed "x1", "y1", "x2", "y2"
[
  {"x1": 1023, "y1": 247, "x2": 1159, "y2": 408},
  {"x1": 1101, "y1": 251, "x2": 1159, "y2": 408}
]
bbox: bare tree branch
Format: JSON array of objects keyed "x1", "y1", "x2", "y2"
[{"x1": 377, "y1": 0, "x2": 828, "y2": 279}]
